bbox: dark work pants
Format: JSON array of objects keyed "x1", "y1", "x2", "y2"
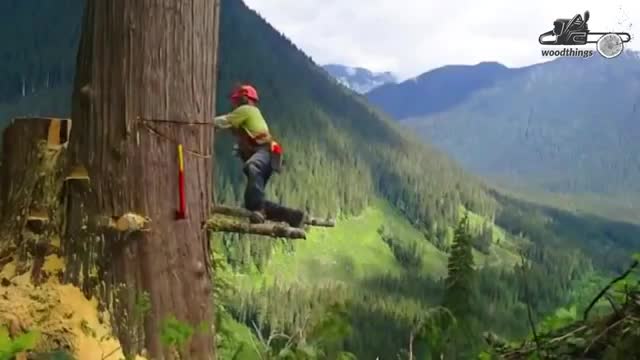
[
  {"x1": 242, "y1": 147, "x2": 305, "y2": 226},
  {"x1": 242, "y1": 147, "x2": 273, "y2": 212}
]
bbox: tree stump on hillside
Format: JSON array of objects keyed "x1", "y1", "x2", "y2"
[{"x1": 0, "y1": 117, "x2": 71, "y2": 284}]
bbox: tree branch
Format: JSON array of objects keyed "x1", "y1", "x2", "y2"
[
  {"x1": 583, "y1": 260, "x2": 638, "y2": 321},
  {"x1": 519, "y1": 255, "x2": 545, "y2": 359},
  {"x1": 604, "y1": 294, "x2": 620, "y2": 315},
  {"x1": 583, "y1": 317, "x2": 625, "y2": 355},
  {"x1": 93, "y1": 213, "x2": 152, "y2": 233},
  {"x1": 266, "y1": 332, "x2": 291, "y2": 348}
]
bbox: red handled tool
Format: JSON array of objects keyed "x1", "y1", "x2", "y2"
[
  {"x1": 176, "y1": 144, "x2": 187, "y2": 219},
  {"x1": 270, "y1": 141, "x2": 283, "y2": 173}
]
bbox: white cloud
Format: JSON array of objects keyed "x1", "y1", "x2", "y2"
[{"x1": 242, "y1": 0, "x2": 639, "y2": 80}]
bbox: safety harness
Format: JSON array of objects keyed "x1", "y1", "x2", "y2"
[{"x1": 231, "y1": 127, "x2": 283, "y2": 172}]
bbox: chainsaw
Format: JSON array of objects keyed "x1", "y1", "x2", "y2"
[{"x1": 538, "y1": 11, "x2": 631, "y2": 46}]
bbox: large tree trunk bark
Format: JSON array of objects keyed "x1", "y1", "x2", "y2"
[
  {"x1": 0, "y1": 117, "x2": 70, "y2": 284},
  {"x1": 65, "y1": 1, "x2": 219, "y2": 359}
]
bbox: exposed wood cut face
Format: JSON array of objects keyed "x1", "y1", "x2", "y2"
[{"x1": 46, "y1": 118, "x2": 72, "y2": 149}]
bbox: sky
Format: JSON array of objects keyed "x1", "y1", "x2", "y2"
[{"x1": 243, "y1": 0, "x2": 639, "y2": 81}]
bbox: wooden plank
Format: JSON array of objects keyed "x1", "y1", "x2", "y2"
[
  {"x1": 211, "y1": 205, "x2": 336, "y2": 227},
  {"x1": 26, "y1": 208, "x2": 50, "y2": 234},
  {"x1": 65, "y1": 165, "x2": 90, "y2": 181},
  {"x1": 206, "y1": 216, "x2": 306, "y2": 239}
]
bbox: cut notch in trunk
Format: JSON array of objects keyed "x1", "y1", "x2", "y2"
[{"x1": 47, "y1": 118, "x2": 72, "y2": 149}]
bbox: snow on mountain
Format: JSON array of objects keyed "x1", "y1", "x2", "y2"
[{"x1": 323, "y1": 64, "x2": 397, "y2": 94}]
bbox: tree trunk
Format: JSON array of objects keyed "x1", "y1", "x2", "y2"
[
  {"x1": 408, "y1": 331, "x2": 414, "y2": 360},
  {"x1": 0, "y1": 117, "x2": 70, "y2": 284},
  {"x1": 65, "y1": 1, "x2": 219, "y2": 359}
]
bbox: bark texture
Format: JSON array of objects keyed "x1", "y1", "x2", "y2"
[
  {"x1": 65, "y1": 1, "x2": 219, "y2": 359},
  {"x1": 0, "y1": 117, "x2": 70, "y2": 284}
]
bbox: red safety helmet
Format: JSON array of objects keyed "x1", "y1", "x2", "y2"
[{"x1": 230, "y1": 84, "x2": 259, "y2": 103}]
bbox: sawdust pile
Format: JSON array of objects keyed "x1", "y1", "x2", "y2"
[{"x1": 0, "y1": 255, "x2": 146, "y2": 360}]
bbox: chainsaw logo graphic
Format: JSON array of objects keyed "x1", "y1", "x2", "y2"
[{"x1": 539, "y1": 11, "x2": 631, "y2": 58}]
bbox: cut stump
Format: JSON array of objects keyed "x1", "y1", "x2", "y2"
[{"x1": 0, "y1": 117, "x2": 71, "y2": 282}]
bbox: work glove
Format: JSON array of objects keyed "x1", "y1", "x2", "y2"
[{"x1": 213, "y1": 115, "x2": 232, "y2": 129}]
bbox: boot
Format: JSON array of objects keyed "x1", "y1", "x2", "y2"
[
  {"x1": 264, "y1": 201, "x2": 307, "y2": 228},
  {"x1": 249, "y1": 209, "x2": 266, "y2": 224},
  {"x1": 287, "y1": 208, "x2": 307, "y2": 229}
]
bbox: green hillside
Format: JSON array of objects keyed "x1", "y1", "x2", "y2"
[
  {"x1": 219, "y1": 198, "x2": 531, "y2": 359},
  {"x1": 1, "y1": 0, "x2": 640, "y2": 358}
]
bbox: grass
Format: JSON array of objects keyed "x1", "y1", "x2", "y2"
[
  {"x1": 462, "y1": 206, "x2": 523, "y2": 269},
  {"x1": 235, "y1": 198, "x2": 524, "y2": 294},
  {"x1": 256, "y1": 198, "x2": 451, "y2": 286},
  {"x1": 219, "y1": 317, "x2": 262, "y2": 360}
]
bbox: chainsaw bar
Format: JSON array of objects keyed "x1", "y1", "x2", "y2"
[{"x1": 585, "y1": 32, "x2": 632, "y2": 44}]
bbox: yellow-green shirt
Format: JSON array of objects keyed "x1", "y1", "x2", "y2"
[{"x1": 219, "y1": 105, "x2": 269, "y2": 139}]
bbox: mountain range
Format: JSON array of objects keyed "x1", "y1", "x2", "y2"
[
  {"x1": 322, "y1": 64, "x2": 396, "y2": 94},
  {"x1": 363, "y1": 53, "x2": 640, "y2": 202}
]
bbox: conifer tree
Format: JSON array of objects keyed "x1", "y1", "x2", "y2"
[
  {"x1": 443, "y1": 212, "x2": 475, "y2": 319},
  {"x1": 440, "y1": 212, "x2": 477, "y2": 358}
]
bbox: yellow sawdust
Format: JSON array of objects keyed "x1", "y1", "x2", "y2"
[
  {"x1": 50, "y1": 235, "x2": 61, "y2": 250},
  {"x1": 0, "y1": 256, "x2": 146, "y2": 360},
  {"x1": 42, "y1": 254, "x2": 64, "y2": 274},
  {"x1": 0, "y1": 261, "x2": 16, "y2": 279}
]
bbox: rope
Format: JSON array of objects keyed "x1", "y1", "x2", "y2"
[
  {"x1": 137, "y1": 116, "x2": 217, "y2": 127},
  {"x1": 136, "y1": 116, "x2": 213, "y2": 159}
]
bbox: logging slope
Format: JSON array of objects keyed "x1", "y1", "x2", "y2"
[{"x1": 1, "y1": 0, "x2": 640, "y2": 359}]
